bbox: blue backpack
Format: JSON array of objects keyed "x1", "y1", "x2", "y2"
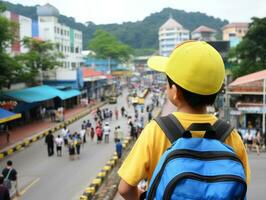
[{"x1": 145, "y1": 114, "x2": 247, "y2": 200}]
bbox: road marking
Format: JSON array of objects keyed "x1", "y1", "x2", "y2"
[{"x1": 13, "y1": 177, "x2": 40, "y2": 199}]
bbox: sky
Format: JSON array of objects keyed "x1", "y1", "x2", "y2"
[{"x1": 7, "y1": 0, "x2": 266, "y2": 24}]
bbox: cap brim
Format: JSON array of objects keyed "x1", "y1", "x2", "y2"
[{"x1": 147, "y1": 56, "x2": 168, "y2": 73}]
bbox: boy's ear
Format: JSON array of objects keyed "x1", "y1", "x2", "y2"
[{"x1": 172, "y1": 85, "x2": 184, "y2": 107}]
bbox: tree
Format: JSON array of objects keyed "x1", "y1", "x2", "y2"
[
  {"x1": 16, "y1": 37, "x2": 63, "y2": 85},
  {"x1": 88, "y1": 29, "x2": 132, "y2": 62},
  {"x1": 230, "y1": 17, "x2": 266, "y2": 78},
  {"x1": 0, "y1": 2, "x2": 21, "y2": 90}
]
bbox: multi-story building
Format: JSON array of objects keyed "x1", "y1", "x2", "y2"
[
  {"x1": 159, "y1": 17, "x2": 189, "y2": 56},
  {"x1": 192, "y1": 25, "x2": 216, "y2": 41},
  {"x1": 37, "y1": 4, "x2": 83, "y2": 69},
  {"x1": 2, "y1": 10, "x2": 33, "y2": 54},
  {"x1": 222, "y1": 23, "x2": 249, "y2": 47}
]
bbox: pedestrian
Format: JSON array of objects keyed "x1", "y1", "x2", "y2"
[
  {"x1": 50, "y1": 109, "x2": 56, "y2": 122},
  {"x1": 97, "y1": 108, "x2": 102, "y2": 121},
  {"x1": 2, "y1": 160, "x2": 19, "y2": 196},
  {"x1": 109, "y1": 110, "x2": 113, "y2": 120},
  {"x1": 0, "y1": 175, "x2": 10, "y2": 200},
  {"x1": 3, "y1": 124, "x2": 10, "y2": 144},
  {"x1": 68, "y1": 135, "x2": 75, "y2": 161},
  {"x1": 115, "y1": 107, "x2": 119, "y2": 120},
  {"x1": 117, "y1": 126, "x2": 124, "y2": 142},
  {"x1": 96, "y1": 125, "x2": 103, "y2": 144},
  {"x1": 114, "y1": 126, "x2": 118, "y2": 141},
  {"x1": 80, "y1": 127, "x2": 86, "y2": 145},
  {"x1": 246, "y1": 129, "x2": 253, "y2": 152},
  {"x1": 118, "y1": 41, "x2": 250, "y2": 199},
  {"x1": 115, "y1": 139, "x2": 123, "y2": 159},
  {"x1": 61, "y1": 126, "x2": 69, "y2": 146},
  {"x1": 94, "y1": 114, "x2": 98, "y2": 122},
  {"x1": 90, "y1": 127, "x2": 95, "y2": 141},
  {"x1": 86, "y1": 120, "x2": 92, "y2": 139},
  {"x1": 45, "y1": 130, "x2": 54, "y2": 156},
  {"x1": 74, "y1": 133, "x2": 82, "y2": 159},
  {"x1": 103, "y1": 122, "x2": 111, "y2": 143},
  {"x1": 81, "y1": 120, "x2": 87, "y2": 130},
  {"x1": 55, "y1": 135, "x2": 63, "y2": 156},
  {"x1": 121, "y1": 106, "x2": 125, "y2": 117},
  {"x1": 255, "y1": 129, "x2": 262, "y2": 155}
]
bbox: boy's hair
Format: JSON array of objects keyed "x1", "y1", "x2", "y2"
[
  {"x1": 166, "y1": 75, "x2": 218, "y2": 108},
  {"x1": 7, "y1": 160, "x2": 12, "y2": 166}
]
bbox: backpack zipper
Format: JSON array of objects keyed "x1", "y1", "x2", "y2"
[
  {"x1": 163, "y1": 172, "x2": 247, "y2": 200},
  {"x1": 147, "y1": 149, "x2": 244, "y2": 200}
]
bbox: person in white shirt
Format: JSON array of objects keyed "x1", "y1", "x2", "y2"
[
  {"x1": 55, "y1": 135, "x2": 64, "y2": 156},
  {"x1": 61, "y1": 126, "x2": 69, "y2": 146},
  {"x1": 79, "y1": 129, "x2": 86, "y2": 146},
  {"x1": 103, "y1": 122, "x2": 111, "y2": 143}
]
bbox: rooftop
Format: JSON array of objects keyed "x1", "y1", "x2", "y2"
[
  {"x1": 223, "y1": 22, "x2": 249, "y2": 30},
  {"x1": 37, "y1": 3, "x2": 60, "y2": 17},
  {"x1": 192, "y1": 25, "x2": 216, "y2": 33},
  {"x1": 160, "y1": 17, "x2": 184, "y2": 30}
]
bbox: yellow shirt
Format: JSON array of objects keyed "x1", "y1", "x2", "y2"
[{"x1": 118, "y1": 112, "x2": 251, "y2": 186}]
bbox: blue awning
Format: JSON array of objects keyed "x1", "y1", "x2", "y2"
[
  {"x1": 60, "y1": 89, "x2": 81, "y2": 100},
  {"x1": 0, "y1": 108, "x2": 21, "y2": 124},
  {"x1": 3, "y1": 85, "x2": 81, "y2": 103}
]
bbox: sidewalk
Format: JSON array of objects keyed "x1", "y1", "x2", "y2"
[{"x1": 0, "y1": 103, "x2": 100, "y2": 151}]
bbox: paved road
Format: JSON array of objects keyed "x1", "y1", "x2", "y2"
[
  {"x1": 115, "y1": 100, "x2": 266, "y2": 199},
  {"x1": 0, "y1": 89, "x2": 153, "y2": 200}
]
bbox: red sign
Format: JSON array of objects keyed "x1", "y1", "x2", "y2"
[{"x1": 0, "y1": 101, "x2": 18, "y2": 110}]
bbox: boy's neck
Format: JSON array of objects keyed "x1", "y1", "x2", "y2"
[{"x1": 178, "y1": 105, "x2": 207, "y2": 114}]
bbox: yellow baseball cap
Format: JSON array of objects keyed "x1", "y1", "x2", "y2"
[{"x1": 148, "y1": 41, "x2": 225, "y2": 95}]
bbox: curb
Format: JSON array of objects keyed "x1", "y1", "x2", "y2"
[
  {"x1": 79, "y1": 137, "x2": 132, "y2": 200},
  {"x1": 0, "y1": 102, "x2": 107, "y2": 160}
]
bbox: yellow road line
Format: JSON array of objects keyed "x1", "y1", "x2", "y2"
[{"x1": 13, "y1": 177, "x2": 40, "y2": 199}]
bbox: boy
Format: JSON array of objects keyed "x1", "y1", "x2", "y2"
[
  {"x1": 115, "y1": 139, "x2": 123, "y2": 159},
  {"x1": 118, "y1": 41, "x2": 250, "y2": 199}
]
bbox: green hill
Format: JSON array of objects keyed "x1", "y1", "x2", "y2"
[{"x1": 3, "y1": 1, "x2": 228, "y2": 52}]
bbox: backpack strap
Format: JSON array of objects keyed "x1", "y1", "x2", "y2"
[
  {"x1": 212, "y1": 119, "x2": 234, "y2": 142},
  {"x1": 154, "y1": 114, "x2": 185, "y2": 144},
  {"x1": 4, "y1": 168, "x2": 12, "y2": 181}
]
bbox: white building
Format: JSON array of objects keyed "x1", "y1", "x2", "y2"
[
  {"x1": 2, "y1": 11, "x2": 32, "y2": 54},
  {"x1": 192, "y1": 25, "x2": 216, "y2": 41},
  {"x1": 37, "y1": 4, "x2": 83, "y2": 69},
  {"x1": 159, "y1": 17, "x2": 190, "y2": 56}
]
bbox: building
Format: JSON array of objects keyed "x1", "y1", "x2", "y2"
[
  {"x1": 228, "y1": 70, "x2": 266, "y2": 132},
  {"x1": 159, "y1": 16, "x2": 189, "y2": 56},
  {"x1": 2, "y1": 11, "x2": 33, "y2": 54},
  {"x1": 222, "y1": 23, "x2": 249, "y2": 47},
  {"x1": 192, "y1": 25, "x2": 216, "y2": 41},
  {"x1": 37, "y1": 4, "x2": 83, "y2": 69}
]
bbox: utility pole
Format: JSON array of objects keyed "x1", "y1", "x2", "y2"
[{"x1": 224, "y1": 75, "x2": 230, "y2": 122}]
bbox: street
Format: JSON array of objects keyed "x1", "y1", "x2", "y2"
[{"x1": 0, "y1": 89, "x2": 152, "y2": 200}]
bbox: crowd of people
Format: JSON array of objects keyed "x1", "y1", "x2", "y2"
[{"x1": 241, "y1": 128, "x2": 265, "y2": 155}]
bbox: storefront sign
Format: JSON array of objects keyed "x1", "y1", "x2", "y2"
[
  {"x1": 237, "y1": 106, "x2": 265, "y2": 114},
  {"x1": 0, "y1": 101, "x2": 18, "y2": 110}
]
